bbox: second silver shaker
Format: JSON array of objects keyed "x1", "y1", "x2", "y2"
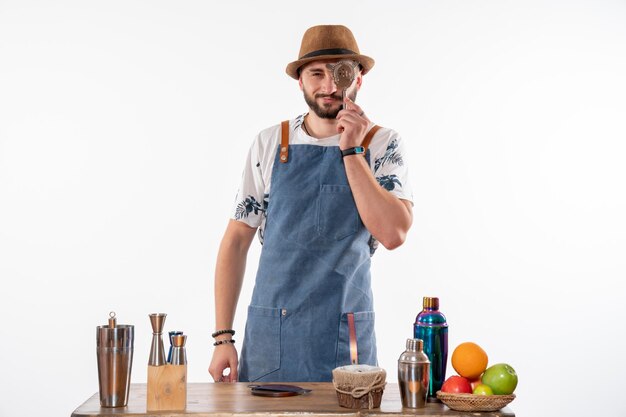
[{"x1": 398, "y1": 338, "x2": 430, "y2": 408}]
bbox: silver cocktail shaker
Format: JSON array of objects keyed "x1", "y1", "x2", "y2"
[
  {"x1": 96, "y1": 312, "x2": 134, "y2": 407},
  {"x1": 398, "y1": 338, "x2": 430, "y2": 408}
]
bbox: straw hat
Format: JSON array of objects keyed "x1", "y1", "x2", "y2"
[{"x1": 286, "y1": 25, "x2": 375, "y2": 80}]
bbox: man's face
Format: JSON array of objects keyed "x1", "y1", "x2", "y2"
[{"x1": 299, "y1": 60, "x2": 362, "y2": 119}]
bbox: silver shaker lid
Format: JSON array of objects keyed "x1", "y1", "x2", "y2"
[{"x1": 398, "y1": 338, "x2": 430, "y2": 364}]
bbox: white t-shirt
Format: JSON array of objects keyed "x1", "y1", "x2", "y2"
[{"x1": 232, "y1": 114, "x2": 413, "y2": 252}]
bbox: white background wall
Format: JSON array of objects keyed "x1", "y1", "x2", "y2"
[{"x1": 1, "y1": 1, "x2": 625, "y2": 416}]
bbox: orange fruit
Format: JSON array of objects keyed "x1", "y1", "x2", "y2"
[{"x1": 451, "y1": 342, "x2": 488, "y2": 379}]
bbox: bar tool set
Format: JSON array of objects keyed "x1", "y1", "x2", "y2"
[{"x1": 146, "y1": 313, "x2": 188, "y2": 412}]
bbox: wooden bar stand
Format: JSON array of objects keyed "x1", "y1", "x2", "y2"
[{"x1": 146, "y1": 364, "x2": 187, "y2": 411}]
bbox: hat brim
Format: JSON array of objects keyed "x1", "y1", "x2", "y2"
[{"x1": 286, "y1": 54, "x2": 375, "y2": 80}]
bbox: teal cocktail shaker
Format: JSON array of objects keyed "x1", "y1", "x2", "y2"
[{"x1": 414, "y1": 297, "x2": 448, "y2": 400}]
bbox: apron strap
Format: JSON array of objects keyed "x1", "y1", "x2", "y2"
[
  {"x1": 362, "y1": 124, "x2": 382, "y2": 152},
  {"x1": 280, "y1": 120, "x2": 290, "y2": 163},
  {"x1": 347, "y1": 312, "x2": 358, "y2": 365}
]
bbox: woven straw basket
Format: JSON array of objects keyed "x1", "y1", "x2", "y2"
[{"x1": 436, "y1": 391, "x2": 515, "y2": 412}]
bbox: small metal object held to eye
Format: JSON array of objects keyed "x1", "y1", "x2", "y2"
[{"x1": 330, "y1": 60, "x2": 358, "y2": 110}]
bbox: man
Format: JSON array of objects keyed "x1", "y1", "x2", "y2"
[{"x1": 209, "y1": 25, "x2": 413, "y2": 383}]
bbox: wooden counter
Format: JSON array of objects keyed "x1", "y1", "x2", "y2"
[{"x1": 71, "y1": 383, "x2": 515, "y2": 417}]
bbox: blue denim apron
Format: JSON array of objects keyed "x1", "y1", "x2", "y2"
[{"x1": 239, "y1": 121, "x2": 381, "y2": 382}]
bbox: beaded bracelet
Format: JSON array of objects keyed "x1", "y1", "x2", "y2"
[
  {"x1": 212, "y1": 329, "x2": 235, "y2": 338},
  {"x1": 213, "y1": 339, "x2": 236, "y2": 346}
]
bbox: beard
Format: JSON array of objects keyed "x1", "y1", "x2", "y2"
[{"x1": 303, "y1": 88, "x2": 358, "y2": 119}]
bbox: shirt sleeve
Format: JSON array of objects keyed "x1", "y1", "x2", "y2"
[
  {"x1": 371, "y1": 131, "x2": 414, "y2": 204},
  {"x1": 231, "y1": 135, "x2": 267, "y2": 228}
]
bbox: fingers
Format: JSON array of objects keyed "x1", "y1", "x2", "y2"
[
  {"x1": 336, "y1": 97, "x2": 371, "y2": 148},
  {"x1": 208, "y1": 366, "x2": 220, "y2": 382},
  {"x1": 219, "y1": 369, "x2": 238, "y2": 383},
  {"x1": 218, "y1": 374, "x2": 230, "y2": 383},
  {"x1": 209, "y1": 346, "x2": 239, "y2": 383},
  {"x1": 222, "y1": 356, "x2": 239, "y2": 382},
  {"x1": 209, "y1": 364, "x2": 225, "y2": 382},
  {"x1": 212, "y1": 369, "x2": 237, "y2": 383},
  {"x1": 230, "y1": 367, "x2": 239, "y2": 382},
  {"x1": 340, "y1": 97, "x2": 366, "y2": 119},
  {"x1": 337, "y1": 97, "x2": 368, "y2": 128}
]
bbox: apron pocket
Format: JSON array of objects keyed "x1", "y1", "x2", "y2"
[
  {"x1": 241, "y1": 305, "x2": 282, "y2": 381},
  {"x1": 318, "y1": 184, "x2": 359, "y2": 240},
  {"x1": 335, "y1": 311, "x2": 378, "y2": 367}
]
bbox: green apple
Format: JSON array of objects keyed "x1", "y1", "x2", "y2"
[
  {"x1": 481, "y1": 363, "x2": 518, "y2": 395},
  {"x1": 472, "y1": 384, "x2": 493, "y2": 395}
]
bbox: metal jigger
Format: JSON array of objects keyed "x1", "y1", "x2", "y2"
[
  {"x1": 148, "y1": 313, "x2": 167, "y2": 366},
  {"x1": 168, "y1": 330, "x2": 183, "y2": 363},
  {"x1": 170, "y1": 334, "x2": 187, "y2": 365}
]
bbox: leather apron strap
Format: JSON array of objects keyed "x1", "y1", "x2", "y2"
[
  {"x1": 279, "y1": 120, "x2": 290, "y2": 163},
  {"x1": 347, "y1": 312, "x2": 358, "y2": 365},
  {"x1": 362, "y1": 124, "x2": 382, "y2": 152}
]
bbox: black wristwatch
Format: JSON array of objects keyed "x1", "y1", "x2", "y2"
[{"x1": 341, "y1": 146, "x2": 365, "y2": 158}]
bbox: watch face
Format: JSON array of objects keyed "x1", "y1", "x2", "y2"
[{"x1": 342, "y1": 146, "x2": 366, "y2": 157}]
